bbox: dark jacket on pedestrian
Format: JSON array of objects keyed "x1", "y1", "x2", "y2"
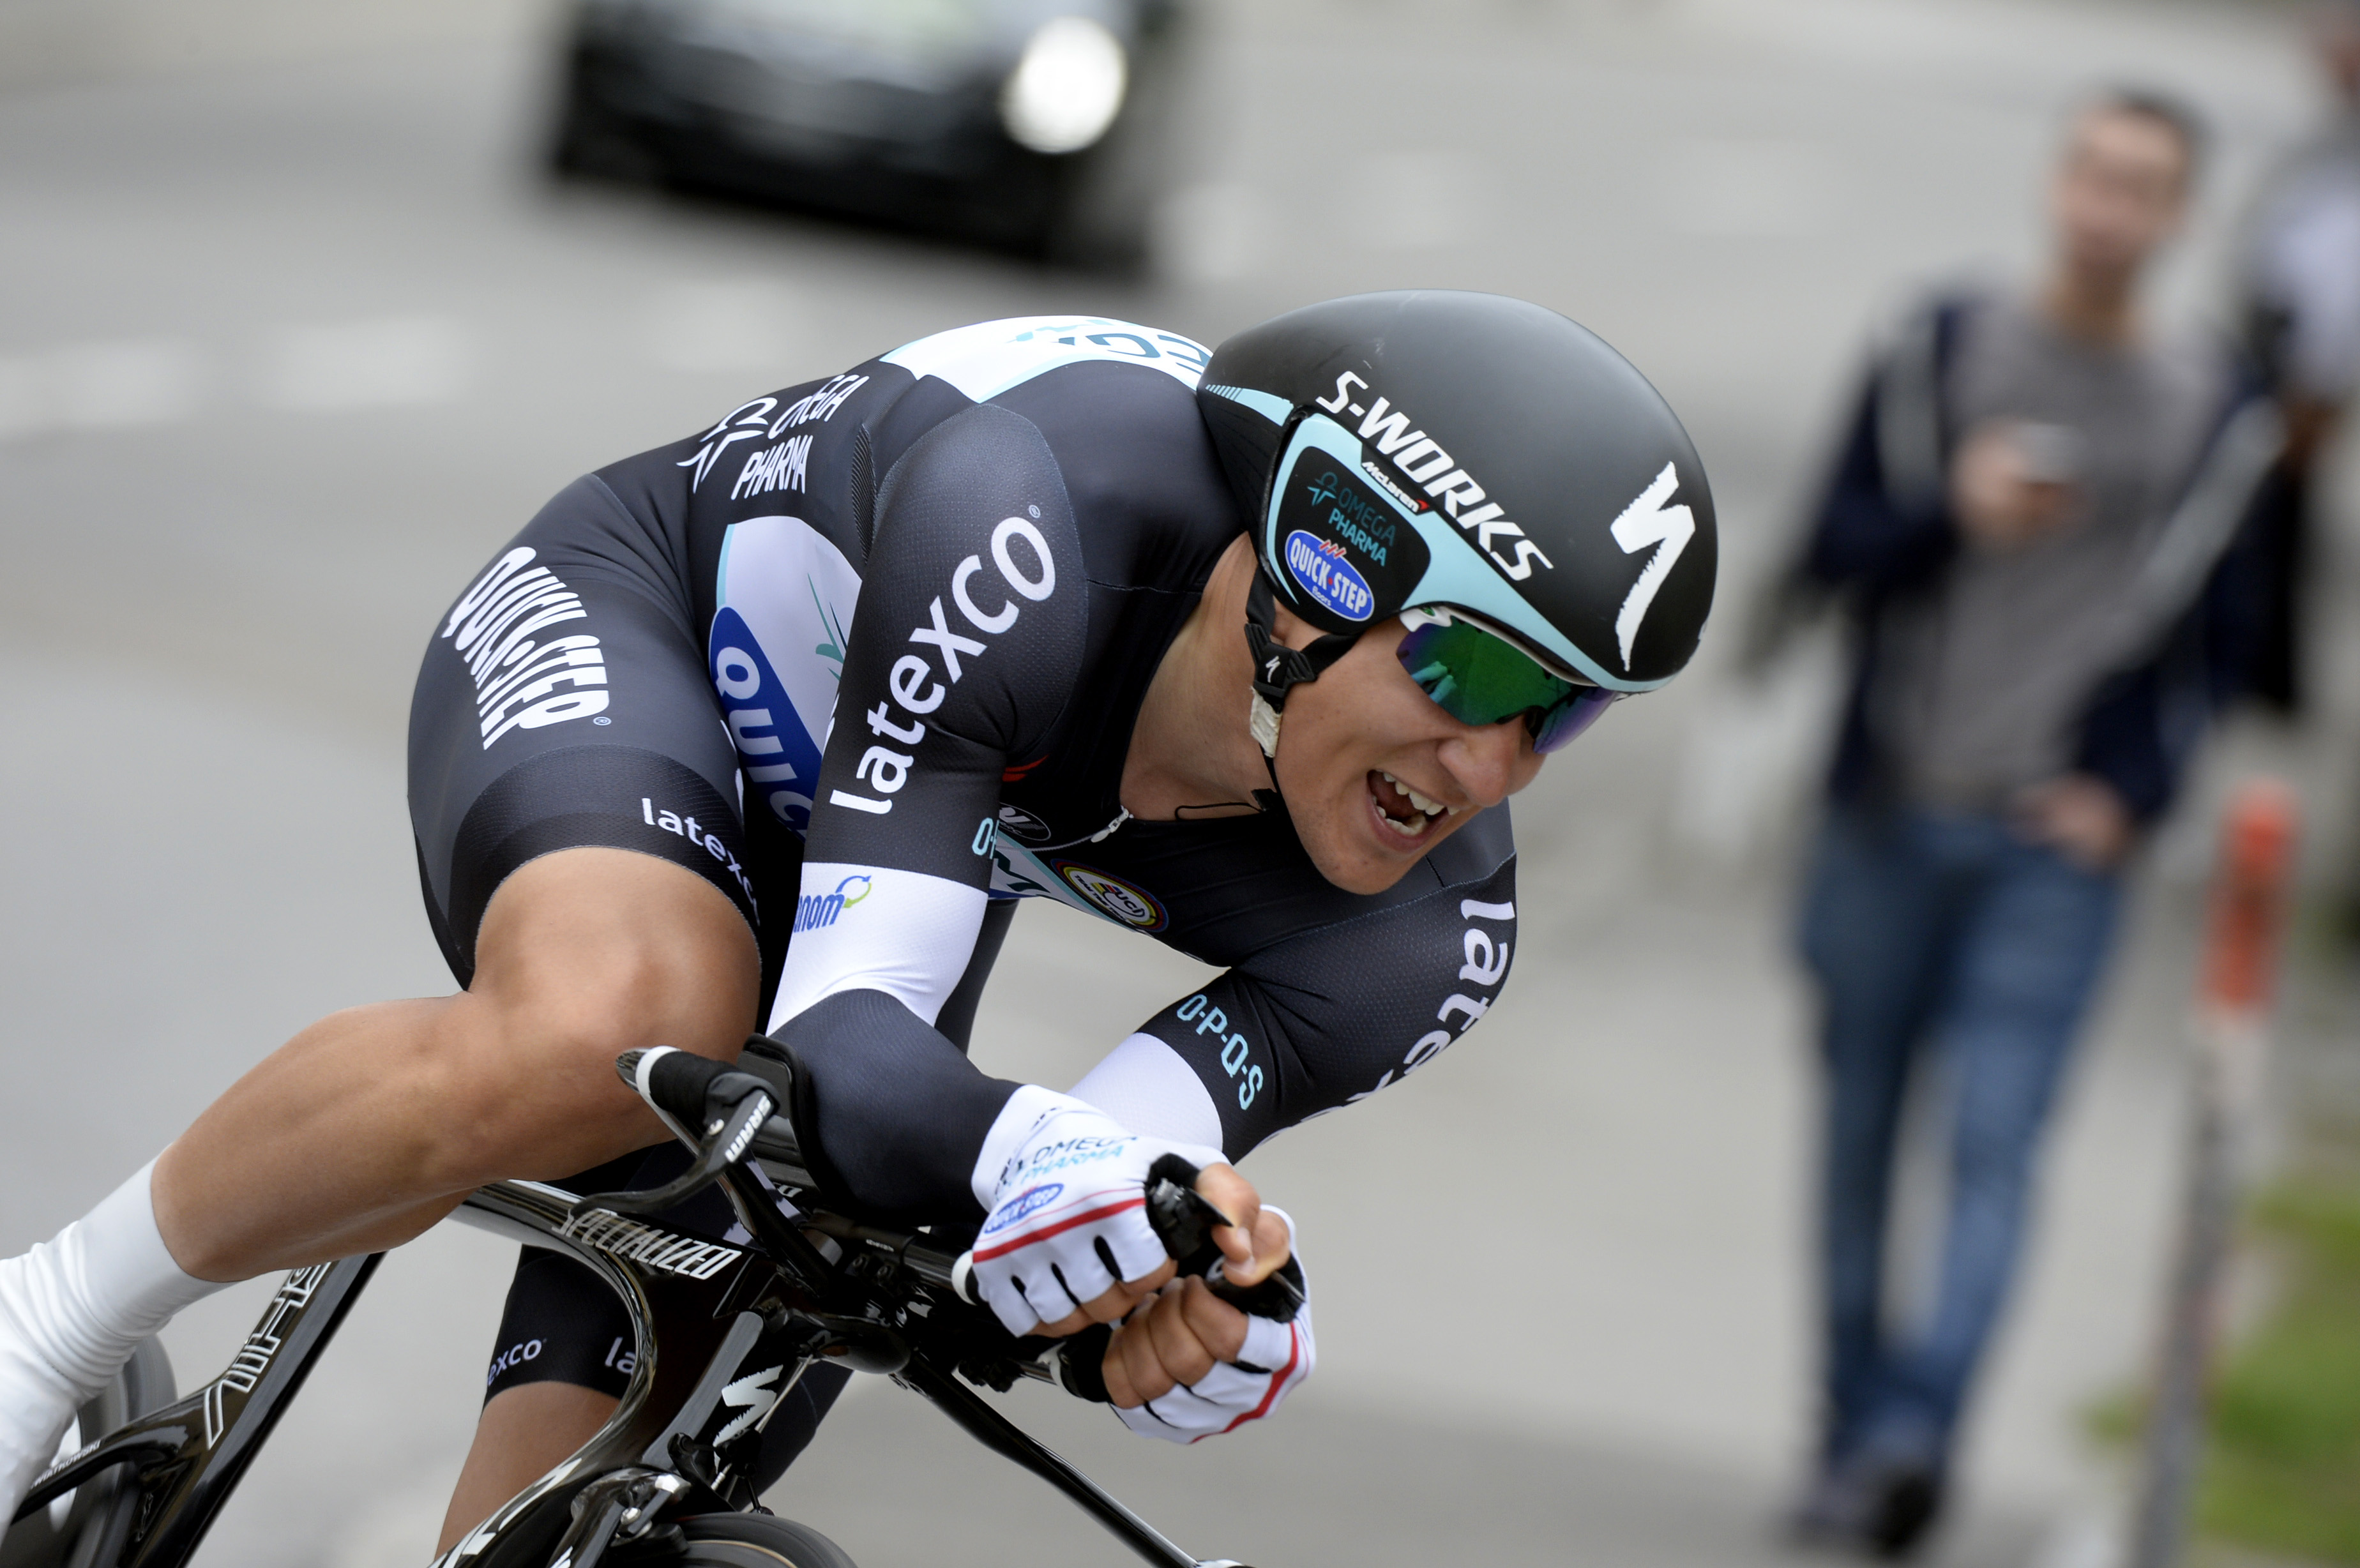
[{"x1": 1796, "y1": 289, "x2": 2280, "y2": 828}]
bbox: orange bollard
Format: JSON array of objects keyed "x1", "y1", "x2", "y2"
[
  {"x1": 2197, "y1": 779, "x2": 2299, "y2": 1023},
  {"x1": 2129, "y1": 778, "x2": 2300, "y2": 1568}
]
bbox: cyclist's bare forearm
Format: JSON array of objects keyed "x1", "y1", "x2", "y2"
[{"x1": 152, "y1": 847, "x2": 759, "y2": 1283}]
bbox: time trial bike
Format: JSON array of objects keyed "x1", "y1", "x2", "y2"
[{"x1": 3, "y1": 1039, "x2": 1297, "y2": 1568}]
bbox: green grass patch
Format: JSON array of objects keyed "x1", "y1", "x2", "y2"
[{"x1": 2195, "y1": 1177, "x2": 2360, "y2": 1564}]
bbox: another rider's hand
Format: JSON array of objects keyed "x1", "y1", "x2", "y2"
[
  {"x1": 1103, "y1": 1209, "x2": 1314, "y2": 1442},
  {"x1": 967, "y1": 1091, "x2": 1279, "y2": 1338}
]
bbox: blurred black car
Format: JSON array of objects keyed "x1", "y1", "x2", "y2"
[{"x1": 546, "y1": 0, "x2": 1190, "y2": 263}]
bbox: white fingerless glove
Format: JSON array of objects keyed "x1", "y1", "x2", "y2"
[
  {"x1": 1112, "y1": 1208, "x2": 1314, "y2": 1444},
  {"x1": 962, "y1": 1087, "x2": 1223, "y2": 1338}
]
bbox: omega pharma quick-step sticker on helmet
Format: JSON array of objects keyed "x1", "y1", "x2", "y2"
[{"x1": 1269, "y1": 414, "x2": 1435, "y2": 624}]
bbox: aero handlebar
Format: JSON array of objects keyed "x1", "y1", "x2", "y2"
[{"x1": 605, "y1": 1045, "x2": 1300, "y2": 1322}]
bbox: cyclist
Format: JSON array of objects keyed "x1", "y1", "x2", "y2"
[{"x1": 0, "y1": 291, "x2": 1716, "y2": 1535}]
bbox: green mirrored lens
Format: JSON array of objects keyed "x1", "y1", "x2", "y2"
[
  {"x1": 1529, "y1": 684, "x2": 1617, "y2": 753},
  {"x1": 1396, "y1": 619, "x2": 1570, "y2": 727}
]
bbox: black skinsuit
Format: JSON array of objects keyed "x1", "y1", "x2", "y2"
[{"x1": 407, "y1": 317, "x2": 1520, "y2": 1472}]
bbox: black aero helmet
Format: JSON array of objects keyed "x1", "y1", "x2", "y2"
[{"x1": 1199, "y1": 290, "x2": 1716, "y2": 700}]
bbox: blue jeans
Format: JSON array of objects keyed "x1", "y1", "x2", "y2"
[{"x1": 1799, "y1": 804, "x2": 2122, "y2": 1471}]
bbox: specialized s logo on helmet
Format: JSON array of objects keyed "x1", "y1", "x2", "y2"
[
  {"x1": 1314, "y1": 373, "x2": 1555, "y2": 582},
  {"x1": 1606, "y1": 462, "x2": 1698, "y2": 670}
]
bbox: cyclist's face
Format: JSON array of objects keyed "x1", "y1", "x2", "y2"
[{"x1": 1274, "y1": 613, "x2": 1545, "y2": 895}]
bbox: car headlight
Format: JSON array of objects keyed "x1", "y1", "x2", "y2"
[{"x1": 999, "y1": 17, "x2": 1127, "y2": 155}]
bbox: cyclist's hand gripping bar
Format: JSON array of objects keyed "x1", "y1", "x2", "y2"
[{"x1": 951, "y1": 1152, "x2": 1303, "y2": 1325}]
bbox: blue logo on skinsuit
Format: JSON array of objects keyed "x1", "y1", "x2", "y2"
[
  {"x1": 981, "y1": 1182, "x2": 1064, "y2": 1233},
  {"x1": 793, "y1": 873, "x2": 872, "y2": 934},
  {"x1": 709, "y1": 606, "x2": 826, "y2": 833},
  {"x1": 1283, "y1": 530, "x2": 1375, "y2": 622}
]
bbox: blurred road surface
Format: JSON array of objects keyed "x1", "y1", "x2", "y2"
[{"x1": 0, "y1": 3, "x2": 2334, "y2": 1566}]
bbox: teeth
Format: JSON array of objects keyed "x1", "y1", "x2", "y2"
[{"x1": 1380, "y1": 771, "x2": 1451, "y2": 818}]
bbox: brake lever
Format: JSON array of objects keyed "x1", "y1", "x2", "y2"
[
  {"x1": 1142, "y1": 1172, "x2": 1228, "y2": 1264},
  {"x1": 1144, "y1": 1157, "x2": 1305, "y2": 1322},
  {"x1": 570, "y1": 1089, "x2": 773, "y2": 1221}
]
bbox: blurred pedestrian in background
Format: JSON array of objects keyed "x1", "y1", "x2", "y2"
[
  {"x1": 1780, "y1": 90, "x2": 2279, "y2": 1555},
  {"x1": 2234, "y1": 1, "x2": 2360, "y2": 716}
]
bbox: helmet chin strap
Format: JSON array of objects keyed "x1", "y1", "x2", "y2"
[{"x1": 1243, "y1": 569, "x2": 1359, "y2": 808}]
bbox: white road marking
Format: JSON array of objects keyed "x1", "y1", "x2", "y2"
[
  {"x1": 0, "y1": 317, "x2": 478, "y2": 439},
  {"x1": 0, "y1": 338, "x2": 205, "y2": 439},
  {"x1": 257, "y1": 315, "x2": 471, "y2": 410}
]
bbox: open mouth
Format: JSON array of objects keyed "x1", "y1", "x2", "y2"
[{"x1": 1367, "y1": 770, "x2": 1453, "y2": 844}]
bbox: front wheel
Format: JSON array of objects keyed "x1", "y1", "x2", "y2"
[{"x1": 641, "y1": 1514, "x2": 858, "y2": 1568}]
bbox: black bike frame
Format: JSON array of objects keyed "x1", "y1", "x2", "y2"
[
  {"x1": 13, "y1": 1179, "x2": 1234, "y2": 1568},
  {"x1": 15, "y1": 1253, "x2": 382, "y2": 1568}
]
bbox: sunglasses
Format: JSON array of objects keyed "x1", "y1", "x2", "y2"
[{"x1": 1396, "y1": 607, "x2": 1619, "y2": 755}]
